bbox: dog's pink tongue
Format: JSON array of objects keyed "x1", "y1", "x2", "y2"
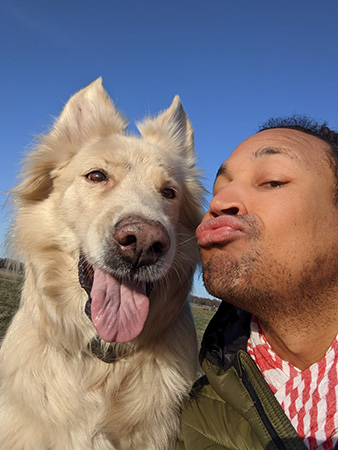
[{"x1": 90, "y1": 268, "x2": 149, "y2": 343}]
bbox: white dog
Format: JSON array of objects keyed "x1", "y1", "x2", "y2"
[{"x1": 0, "y1": 79, "x2": 204, "y2": 450}]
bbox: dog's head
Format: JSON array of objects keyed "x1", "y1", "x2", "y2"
[{"x1": 12, "y1": 79, "x2": 204, "y2": 345}]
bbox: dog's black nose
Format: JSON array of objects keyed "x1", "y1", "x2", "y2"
[{"x1": 113, "y1": 216, "x2": 171, "y2": 267}]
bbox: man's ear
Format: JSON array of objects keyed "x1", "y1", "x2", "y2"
[{"x1": 137, "y1": 96, "x2": 195, "y2": 165}]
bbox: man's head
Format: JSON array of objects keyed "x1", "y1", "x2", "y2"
[{"x1": 196, "y1": 117, "x2": 338, "y2": 329}]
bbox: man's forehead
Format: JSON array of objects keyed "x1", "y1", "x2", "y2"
[{"x1": 216, "y1": 128, "x2": 331, "y2": 179}]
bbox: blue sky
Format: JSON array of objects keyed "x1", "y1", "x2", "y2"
[{"x1": 1, "y1": 0, "x2": 338, "y2": 298}]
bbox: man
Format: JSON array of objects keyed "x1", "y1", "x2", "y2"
[{"x1": 176, "y1": 117, "x2": 338, "y2": 450}]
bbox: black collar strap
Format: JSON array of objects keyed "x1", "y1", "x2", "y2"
[{"x1": 89, "y1": 337, "x2": 117, "y2": 363}]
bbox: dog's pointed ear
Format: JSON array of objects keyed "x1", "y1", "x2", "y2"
[
  {"x1": 50, "y1": 77, "x2": 127, "y2": 146},
  {"x1": 137, "y1": 96, "x2": 195, "y2": 164}
]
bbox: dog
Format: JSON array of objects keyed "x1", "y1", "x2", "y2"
[{"x1": 0, "y1": 78, "x2": 204, "y2": 449}]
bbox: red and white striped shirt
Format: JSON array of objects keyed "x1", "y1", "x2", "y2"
[{"x1": 247, "y1": 317, "x2": 338, "y2": 450}]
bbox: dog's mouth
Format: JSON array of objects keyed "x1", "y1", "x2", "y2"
[{"x1": 79, "y1": 255, "x2": 152, "y2": 343}]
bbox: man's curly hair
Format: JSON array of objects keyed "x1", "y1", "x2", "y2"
[{"x1": 259, "y1": 115, "x2": 338, "y2": 203}]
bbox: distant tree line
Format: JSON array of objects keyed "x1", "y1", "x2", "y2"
[
  {"x1": 0, "y1": 258, "x2": 24, "y2": 274},
  {"x1": 191, "y1": 296, "x2": 221, "y2": 309}
]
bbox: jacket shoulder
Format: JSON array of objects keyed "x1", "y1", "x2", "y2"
[
  {"x1": 178, "y1": 365, "x2": 266, "y2": 450},
  {"x1": 178, "y1": 356, "x2": 307, "y2": 450}
]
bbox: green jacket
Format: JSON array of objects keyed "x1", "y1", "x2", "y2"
[{"x1": 176, "y1": 302, "x2": 307, "y2": 450}]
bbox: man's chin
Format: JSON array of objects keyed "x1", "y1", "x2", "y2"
[
  {"x1": 201, "y1": 254, "x2": 258, "y2": 311},
  {"x1": 202, "y1": 259, "x2": 237, "y2": 302}
]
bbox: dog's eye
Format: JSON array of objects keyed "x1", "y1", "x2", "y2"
[
  {"x1": 161, "y1": 188, "x2": 176, "y2": 199},
  {"x1": 86, "y1": 171, "x2": 107, "y2": 183}
]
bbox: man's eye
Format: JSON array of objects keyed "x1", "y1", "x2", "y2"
[
  {"x1": 264, "y1": 181, "x2": 285, "y2": 188},
  {"x1": 86, "y1": 171, "x2": 108, "y2": 183}
]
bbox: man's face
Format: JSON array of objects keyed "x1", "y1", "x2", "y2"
[{"x1": 196, "y1": 129, "x2": 338, "y2": 321}]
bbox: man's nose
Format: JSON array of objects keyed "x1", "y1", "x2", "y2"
[{"x1": 209, "y1": 185, "x2": 248, "y2": 216}]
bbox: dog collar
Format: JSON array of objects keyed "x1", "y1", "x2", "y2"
[{"x1": 89, "y1": 337, "x2": 117, "y2": 364}]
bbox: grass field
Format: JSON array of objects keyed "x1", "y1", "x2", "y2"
[
  {"x1": 0, "y1": 270, "x2": 23, "y2": 339},
  {"x1": 0, "y1": 270, "x2": 215, "y2": 345},
  {"x1": 191, "y1": 305, "x2": 215, "y2": 345}
]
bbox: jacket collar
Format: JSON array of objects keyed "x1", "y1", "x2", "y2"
[{"x1": 200, "y1": 301, "x2": 252, "y2": 371}]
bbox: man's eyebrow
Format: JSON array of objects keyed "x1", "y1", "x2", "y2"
[
  {"x1": 253, "y1": 146, "x2": 301, "y2": 163},
  {"x1": 215, "y1": 164, "x2": 228, "y2": 179},
  {"x1": 215, "y1": 146, "x2": 301, "y2": 183}
]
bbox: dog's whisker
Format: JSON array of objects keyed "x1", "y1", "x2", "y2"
[{"x1": 176, "y1": 235, "x2": 198, "y2": 247}]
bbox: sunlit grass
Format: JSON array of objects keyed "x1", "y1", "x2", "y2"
[
  {"x1": 191, "y1": 304, "x2": 215, "y2": 346},
  {"x1": 0, "y1": 270, "x2": 22, "y2": 339}
]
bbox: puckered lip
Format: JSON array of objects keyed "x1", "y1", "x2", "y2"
[{"x1": 195, "y1": 215, "x2": 246, "y2": 248}]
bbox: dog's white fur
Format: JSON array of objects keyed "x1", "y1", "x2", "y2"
[{"x1": 0, "y1": 79, "x2": 204, "y2": 450}]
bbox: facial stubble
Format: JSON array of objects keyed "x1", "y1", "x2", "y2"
[{"x1": 202, "y1": 224, "x2": 338, "y2": 332}]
